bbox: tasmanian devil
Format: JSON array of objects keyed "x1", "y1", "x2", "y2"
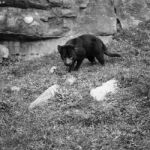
[{"x1": 58, "y1": 34, "x2": 121, "y2": 72}]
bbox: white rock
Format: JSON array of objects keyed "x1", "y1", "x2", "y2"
[
  {"x1": 65, "y1": 75, "x2": 77, "y2": 85},
  {"x1": 90, "y1": 79, "x2": 118, "y2": 101},
  {"x1": 24, "y1": 16, "x2": 34, "y2": 24},
  {"x1": 11, "y1": 86, "x2": 21, "y2": 92},
  {"x1": 0, "y1": 44, "x2": 9, "y2": 58},
  {"x1": 50, "y1": 66, "x2": 57, "y2": 73},
  {"x1": 35, "y1": 12, "x2": 39, "y2": 16},
  {"x1": 29, "y1": 84, "x2": 59, "y2": 109},
  {"x1": 0, "y1": 44, "x2": 9, "y2": 63}
]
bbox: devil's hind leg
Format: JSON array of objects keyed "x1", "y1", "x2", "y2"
[
  {"x1": 74, "y1": 58, "x2": 84, "y2": 71},
  {"x1": 87, "y1": 56, "x2": 96, "y2": 64},
  {"x1": 95, "y1": 54, "x2": 105, "y2": 65}
]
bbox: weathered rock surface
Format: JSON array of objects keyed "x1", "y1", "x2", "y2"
[
  {"x1": 114, "y1": 0, "x2": 150, "y2": 29},
  {"x1": 0, "y1": 0, "x2": 149, "y2": 59},
  {"x1": 0, "y1": 0, "x2": 117, "y2": 40},
  {"x1": 29, "y1": 84, "x2": 60, "y2": 109}
]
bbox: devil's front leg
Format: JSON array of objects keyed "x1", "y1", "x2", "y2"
[
  {"x1": 74, "y1": 58, "x2": 84, "y2": 71},
  {"x1": 68, "y1": 60, "x2": 76, "y2": 72}
]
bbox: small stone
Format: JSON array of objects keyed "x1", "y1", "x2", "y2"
[
  {"x1": 24, "y1": 16, "x2": 34, "y2": 24},
  {"x1": 0, "y1": 44, "x2": 9, "y2": 58},
  {"x1": 0, "y1": 44, "x2": 9, "y2": 64},
  {"x1": 50, "y1": 66, "x2": 57, "y2": 73},
  {"x1": 65, "y1": 75, "x2": 77, "y2": 85},
  {"x1": 11, "y1": 86, "x2": 21, "y2": 92}
]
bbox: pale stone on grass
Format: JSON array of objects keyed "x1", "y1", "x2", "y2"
[
  {"x1": 50, "y1": 66, "x2": 57, "y2": 73},
  {"x1": 0, "y1": 44, "x2": 9, "y2": 63},
  {"x1": 29, "y1": 84, "x2": 60, "y2": 109},
  {"x1": 90, "y1": 79, "x2": 118, "y2": 101},
  {"x1": 11, "y1": 86, "x2": 21, "y2": 92},
  {"x1": 65, "y1": 75, "x2": 77, "y2": 85}
]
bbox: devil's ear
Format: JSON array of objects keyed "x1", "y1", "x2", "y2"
[
  {"x1": 66, "y1": 44, "x2": 75, "y2": 49},
  {"x1": 58, "y1": 44, "x2": 74, "y2": 52},
  {"x1": 57, "y1": 45, "x2": 62, "y2": 53}
]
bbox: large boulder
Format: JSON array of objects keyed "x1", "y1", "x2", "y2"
[
  {"x1": 0, "y1": 0, "x2": 149, "y2": 59},
  {"x1": 90, "y1": 79, "x2": 118, "y2": 101}
]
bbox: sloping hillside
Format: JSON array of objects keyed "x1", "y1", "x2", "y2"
[{"x1": 0, "y1": 21, "x2": 150, "y2": 149}]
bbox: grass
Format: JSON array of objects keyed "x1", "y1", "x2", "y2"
[{"x1": 0, "y1": 21, "x2": 150, "y2": 150}]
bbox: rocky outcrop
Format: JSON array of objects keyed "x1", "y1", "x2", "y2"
[
  {"x1": 0, "y1": 0, "x2": 150, "y2": 59},
  {"x1": 0, "y1": 0, "x2": 117, "y2": 41},
  {"x1": 113, "y1": 0, "x2": 150, "y2": 29}
]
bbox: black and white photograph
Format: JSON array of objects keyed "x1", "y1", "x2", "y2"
[{"x1": 0, "y1": 0, "x2": 150, "y2": 149}]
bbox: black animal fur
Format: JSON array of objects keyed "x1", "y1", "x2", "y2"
[{"x1": 58, "y1": 34, "x2": 121, "y2": 72}]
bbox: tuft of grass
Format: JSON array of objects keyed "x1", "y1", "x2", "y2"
[{"x1": 1, "y1": 20, "x2": 150, "y2": 149}]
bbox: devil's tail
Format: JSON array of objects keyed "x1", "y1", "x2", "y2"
[{"x1": 103, "y1": 43, "x2": 121, "y2": 57}]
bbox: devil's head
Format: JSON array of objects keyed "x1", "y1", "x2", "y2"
[{"x1": 57, "y1": 44, "x2": 76, "y2": 66}]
